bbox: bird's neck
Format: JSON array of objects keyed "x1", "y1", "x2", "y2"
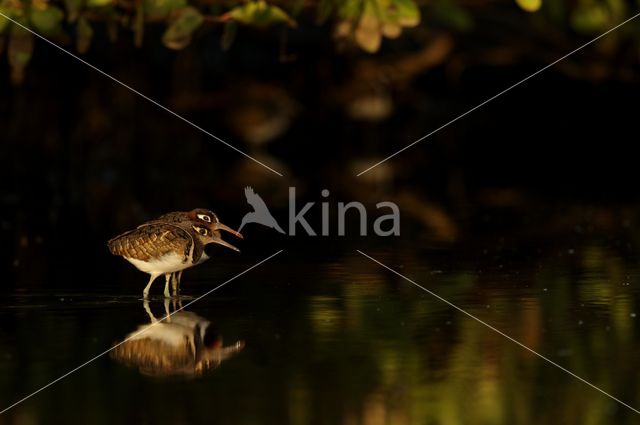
[{"x1": 194, "y1": 251, "x2": 210, "y2": 265}]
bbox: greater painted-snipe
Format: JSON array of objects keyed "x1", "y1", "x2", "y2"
[
  {"x1": 110, "y1": 300, "x2": 245, "y2": 377},
  {"x1": 108, "y1": 209, "x2": 243, "y2": 298},
  {"x1": 145, "y1": 209, "x2": 243, "y2": 296}
]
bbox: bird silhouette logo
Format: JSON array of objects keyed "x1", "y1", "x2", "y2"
[{"x1": 238, "y1": 186, "x2": 286, "y2": 234}]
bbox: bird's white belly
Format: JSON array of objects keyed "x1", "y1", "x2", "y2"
[
  {"x1": 128, "y1": 323, "x2": 193, "y2": 348},
  {"x1": 126, "y1": 253, "x2": 191, "y2": 275}
]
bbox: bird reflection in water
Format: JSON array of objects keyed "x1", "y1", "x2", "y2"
[{"x1": 111, "y1": 300, "x2": 244, "y2": 377}]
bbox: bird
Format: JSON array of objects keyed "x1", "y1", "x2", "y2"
[
  {"x1": 238, "y1": 186, "x2": 285, "y2": 233},
  {"x1": 152, "y1": 208, "x2": 223, "y2": 228},
  {"x1": 110, "y1": 300, "x2": 244, "y2": 377},
  {"x1": 145, "y1": 209, "x2": 243, "y2": 295},
  {"x1": 108, "y1": 215, "x2": 242, "y2": 299}
]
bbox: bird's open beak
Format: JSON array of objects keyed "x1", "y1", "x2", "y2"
[
  {"x1": 211, "y1": 234, "x2": 240, "y2": 252},
  {"x1": 213, "y1": 222, "x2": 244, "y2": 240},
  {"x1": 208, "y1": 221, "x2": 243, "y2": 252}
]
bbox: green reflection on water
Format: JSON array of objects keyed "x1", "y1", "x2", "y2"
[{"x1": 1, "y1": 240, "x2": 640, "y2": 424}]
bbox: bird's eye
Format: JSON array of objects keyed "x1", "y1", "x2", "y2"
[
  {"x1": 193, "y1": 226, "x2": 208, "y2": 235},
  {"x1": 197, "y1": 214, "x2": 212, "y2": 223}
]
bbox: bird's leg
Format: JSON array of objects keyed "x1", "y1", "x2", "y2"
[
  {"x1": 173, "y1": 271, "x2": 183, "y2": 297},
  {"x1": 163, "y1": 274, "x2": 171, "y2": 299},
  {"x1": 143, "y1": 274, "x2": 159, "y2": 299},
  {"x1": 143, "y1": 299, "x2": 157, "y2": 323},
  {"x1": 163, "y1": 297, "x2": 171, "y2": 321},
  {"x1": 171, "y1": 272, "x2": 179, "y2": 297},
  {"x1": 172, "y1": 295, "x2": 183, "y2": 310}
]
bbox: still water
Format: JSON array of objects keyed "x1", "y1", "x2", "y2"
[{"x1": 1, "y1": 226, "x2": 640, "y2": 424}]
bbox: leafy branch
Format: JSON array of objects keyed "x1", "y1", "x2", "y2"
[{"x1": 0, "y1": 0, "x2": 637, "y2": 84}]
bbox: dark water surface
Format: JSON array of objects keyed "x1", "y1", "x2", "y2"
[{"x1": 2, "y1": 223, "x2": 640, "y2": 425}]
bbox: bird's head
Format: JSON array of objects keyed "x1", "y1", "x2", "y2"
[
  {"x1": 191, "y1": 222, "x2": 243, "y2": 252},
  {"x1": 187, "y1": 209, "x2": 243, "y2": 238},
  {"x1": 187, "y1": 208, "x2": 219, "y2": 226}
]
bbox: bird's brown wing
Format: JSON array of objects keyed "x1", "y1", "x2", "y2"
[
  {"x1": 110, "y1": 327, "x2": 196, "y2": 377},
  {"x1": 136, "y1": 212, "x2": 189, "y2": 228},
  {"x1": 155, "y1": 212, "x2": 188, "y2": 222},
  {"x1": 108, "y1": 223, "x2": 193, "y2": 262}
]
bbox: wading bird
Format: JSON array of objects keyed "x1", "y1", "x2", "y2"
[
  {"x1": 146, "y1": 209, "x2": 243, "y2": 295},
  {"x1": 110, "y1": 300, "x2": 244, "y2": 377},
  {"x1": 108, "y1": 211, "x2": 242, "y2": 298}
]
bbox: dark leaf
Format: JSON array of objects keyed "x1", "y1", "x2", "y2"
[
  {"x1": 107, "y1": 17, "x2": 118, "y2": 42},
  {"x1": 8, "y1": 25, "x2": 34, "y2": 84},
  {"x1": 86, "y1": 0, "x2": 113, "y2": 8},
  {"x1": 143, "y1": 0, "x2": 186, "y2": 21},
  {"x1": 571, "y1": 3, "x2": 609, "y2": 32},
  {"x1": 162, "y1": 6, "x2": 203, "y2": 50},
  {"x1": 432, "y1": 0, "x2": 473, "y2": 31},
  {"x1": 316, "y1": 0, "x2": 335, "y2": 24},
  {"x1": 387, "y1": 0, "x2": 421, "y2": 27},
  {"x1": 354, "y1": 5, "x2": 381, "y2": 53},
  {"x1": 228, "y1": 1, "x2": 295, "y2": 28},
  {"x1": 221, "y1": 19, "x2": 237, "y2": 51},
  {"x1": 134, "y1": 1, "x2": 144, "y2": 47},
  {"x1": 0, "y1": 5, "x2": 10, "y2": 33},
  {"x1": 291, "y1": 0, "x2": 305, "y2": 17},
  {"x1": 76, "y1": 15, "x2": 93, "y2": 53},
  {"x1": 30, "y1": 4, "x2": 64, "y2": 35},
  {"x1": 64, "y1": 0, "x2": 83, "y2": 22},
  {"x1": 337, "y1": 0, "x2": 364, "y2": 19}
]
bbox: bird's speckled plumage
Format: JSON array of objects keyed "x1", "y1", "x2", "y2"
[
  {"x1": 110, "y1": 303, "x2": 245, "y2": 377},
  {"x1": 108, "y1": 209, "x2": 243, "y2": 299},
  {"x1": 141, "y1": 208, "x2": 219, "y2": 229},
  {"x1": 108, "y1": 222, "x2": 205, "y2": 265}
]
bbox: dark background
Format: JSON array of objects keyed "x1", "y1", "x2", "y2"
[
  {"x1": 3, "y1": 6, "x2": 640, "y2": 424},
  {"x1": 2, "y1": 18, "x2": 639, "y2": 290}
]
